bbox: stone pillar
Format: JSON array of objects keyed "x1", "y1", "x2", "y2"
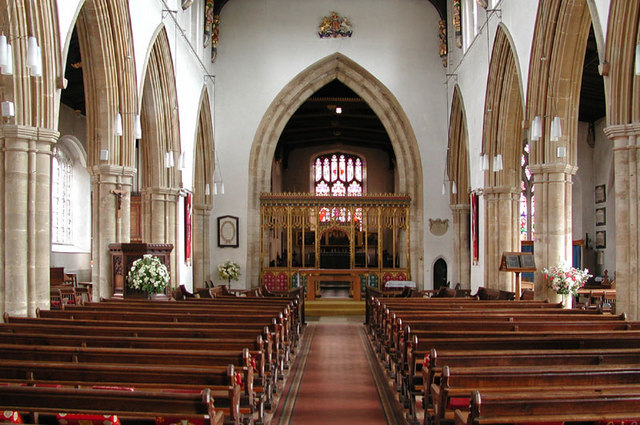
[
  {"x1": 451, "y1": 204, "x2": 471, "y2": 288},
  {"x1": 89, "y1": 165, "x2": 136, "y2": 300},
  {"x1": 604, "y1": 123, "x2": 640, "y2": 319},
  {"x1": 193, "y1": 206, "x2": 212, "y2": 289},
  {"x1": 483, "y1": 187, "x2": 520, "y2": 292},
  {"x1": 142, "y1": 187, "x2": 180, "y2": 286},
  {"x1": 1, "y1": 125, "x2": 58, "y2": 316},
  {"x1": 529, "y1": 163, "x2": 577, "y2": 302}
]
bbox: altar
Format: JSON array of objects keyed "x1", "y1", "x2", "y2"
[{"x1": 299, "y1": 268, "x2": 369, "y2": 301}]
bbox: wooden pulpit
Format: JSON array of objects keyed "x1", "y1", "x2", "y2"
[{"x1": 109, "y1": 243, "x2": 173, "y2": 298}]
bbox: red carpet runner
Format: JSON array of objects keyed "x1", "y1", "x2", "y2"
[{"x1": 279, "y1": 321, "x2": 389, "y2": 425}]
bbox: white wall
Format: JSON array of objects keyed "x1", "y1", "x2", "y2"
[{"x1": 211, "y1": 0, "x2": 451, "y2": 288}]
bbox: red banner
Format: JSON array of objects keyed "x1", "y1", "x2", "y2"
[
  {"x1": 185, "y1": 193, "x2": 192, "y2": 265},
  {"x1": 471, "y1": 192, "x2": 479, "y2": 264}
]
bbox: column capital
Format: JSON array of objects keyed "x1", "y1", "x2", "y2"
[
  {"x1": 89, "y1": 164, "x2": 137, "y2": 180},
  {"x1": 483, "y1": 186, "x2": 520, "y2": 196},
  {"x1": 450, "y1": 203, "x2": 470, "y2": 212},
  {"x1": 528, "y1": 162, "x2": 578, "y2": 176},
  {"x1": 603, "y1": 122, "x2": 640, "y2": 139},
  {"x1": 0, "y1": 124, "x2": 59, "y2": 144}
]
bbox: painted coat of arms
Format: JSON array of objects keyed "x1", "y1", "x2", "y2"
[{"x1": 318, "y1": 11, "x2": 352, "y2": 38}]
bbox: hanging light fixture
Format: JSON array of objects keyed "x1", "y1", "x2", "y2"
[
  {"x1": 493, "y1": 154, "x2": 503, "y2": 172},
  {"x1": 531, "y1": 116, "x2": 542, "y2": 141},
  {"x1": 481, "y1": 154, "x2": 490, "y2": 171},
  {"x1": 26, "y1": 36, "x2": 42, "y2": 77},
  {"x1": 114, "y1": 113, "x2": 123, "y2": 136},
  {"x1": 550, "y1": 116, "x2": 562, "y2": 142},
  {"x1": 205, "y1": 183, "x2": 210, "y2": 196},
  {"x1": 442, "y1": 181, "x2": 447, "y2": 195},
  {"x1": 0, "y1": 35, "x2": 7, "y2": 68},
  {"x1": 635, "y1": 44, "x2": 640, "y2": 76},
  {"x1": 134, "y1": 114, "x2": 142, "y2": 139},
  {"x1": 451, "y1": 180, "x2": 458, "y2": 194},
  {"x1": 1, "y1": 43, "x2": 12, "y2": 75}
]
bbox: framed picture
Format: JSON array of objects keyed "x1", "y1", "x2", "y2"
[
  {"x1": 595, "y1": 207, "x2": 606, "y2": 226},
  {"x1": 595, "y1": 184, "x2": 606, "y2": 204},
  {"x1": 217, "y1": 215, "x2": 239, "y2": 248},
  {"x1": 595, "y1": 230, "x2": 606, "y2": 249}
]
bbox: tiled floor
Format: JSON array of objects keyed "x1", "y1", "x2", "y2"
[{"x1": 285, "y1": 321, "x2": 388, "y2": 425}]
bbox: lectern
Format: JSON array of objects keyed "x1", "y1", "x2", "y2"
[{"x1": 109, "y1": 243, "x2": 173, "y2": 298}]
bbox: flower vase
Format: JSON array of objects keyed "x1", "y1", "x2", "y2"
[{"x1": 562, "y1": 293, "x2": 573, "y2": 309}]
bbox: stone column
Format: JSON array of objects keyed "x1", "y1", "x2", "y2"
[
  {"x1": 529, "y1": 163, "x2": 577, "y2": 303},
  {"x1": 483, "y1": 187, "x2": 520, "y2": 292},
  {"x1": 142, "y1": 187, "x2": 180, "y2": 286},
  {"x1": 604, "y1": 123, "x2": 640, "y2": 319},
  {"x1": 1, "y1": 125, "x2": 58, "y2": 316},
  {"x1": 89, "y1": 165, "x2": 136, "y2": 300},
  {"x1": 451, "y1": 204, "x2": 471, "y2": 288},
  {"x1": 193, "y1": 206, "x2": 212, "y2": 289}
]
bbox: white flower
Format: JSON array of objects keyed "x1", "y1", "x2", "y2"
[
  {"x1": 127, "y1": 255, "x2": 170, "y2": 295},
  {"x1": 218, "y1": 260, "x2": 241, "y2": 281}
]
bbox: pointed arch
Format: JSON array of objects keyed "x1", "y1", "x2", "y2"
[
  {"x1": 482, "y1": 25, "x2": 524, "y2": 291},
  {"x1": 192, "y1": 87, "x2": 215, "y2": 288},
  {"x1": 246, "y1": 53, "x2": 424, "y2": 286},
  {"x1": 139, "y1": 27, "x2": 181, "y2": 285},
  {"x1": 447, "y1": 85, "x2": 471, "y2": 288}
]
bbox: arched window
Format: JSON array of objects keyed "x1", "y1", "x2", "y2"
[
  {"x1": 52, "y1": 146, "x2": 73, "y2": 244},
  {"x1": 313, "y1": 153, "x2": 364, "y2": 223},
  {"x1": 520, "y1": 144, "x2": 535, "y2": 241}
]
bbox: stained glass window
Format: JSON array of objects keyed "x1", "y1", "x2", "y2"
[
  {"x1": 313, "y1": 153, "x2": 364, "y2": 224},
  {"x1": 52, "y1": 147, "x2": 73, "y2": 244},
  {"x1": 520, "y1": 144, "x2": 535, "y2": 241}
]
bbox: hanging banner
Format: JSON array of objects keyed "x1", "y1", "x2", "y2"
[
  {"x1": 185, "y1": 192, "x2": 192, "y2": 265},
  {"x1": 471, "y1": 192, "x2": 479, "y2": 264}
]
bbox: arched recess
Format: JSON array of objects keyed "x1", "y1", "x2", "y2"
[
  {"x1": 0, "y1": 1, "x2": 61, "y2": 316},
  {"x1": 192, "y1": 87, "x2": 215, "y2": 289},
  {"x1": 603, "y1": 0, "x2": 640, "y2": 319},
  {"x1": 525, "y1": 0, "x2": 592, "y2": 301},
  {"x1": 247, "y1": 53, "x2": 424, "y2": 287},
  {"x1": 72, "y1": 0, "x2": 138, "y2": 300},
  {"x1": 139, "y1": 27, "x2": 182, "y2": 285},
  {"x1": 481, "y1": 25, "x2": 524, "y2": 292},
  {"x1": 447, "y1": 85, "x2": 471, "y2": 289}
]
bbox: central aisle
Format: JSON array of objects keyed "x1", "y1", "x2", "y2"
[{"x1": 277, "y1": 319, "x2": 390, "y2": 425}]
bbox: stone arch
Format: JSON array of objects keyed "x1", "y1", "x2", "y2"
[
  {"x1": 139, "y1": 26, "x2": 182, "y2": 285},
  {"x1": 432, "y1": 256, "x2": 449, "y2": 290},
  {"x1": 481, "y1": 25, "x2": 524, "y2": 291},
  {"x1": 602, "y1": 0, "x2": 640, "y2": 319},
  {"x1": 525, "y1": 0, "x2": 594, "y2": 301},
  {"x1": 447, "y1": 85, "x2": 471, "y2": 289},
  {"x1": 58, "y1": 135, "x2": 88, "y2": 168},
  {"x1": 192, "y1": 87, "x2": 215, "y2": 289},
  {"x1": 246, "y1": 53, "x2": 424, "y2": 286}
]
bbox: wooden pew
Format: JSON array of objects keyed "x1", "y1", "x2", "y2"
[
  {"x1": 0, "y1": 385, "x2": 225, "y2": 425},
  {"x1": 0, "y1": 360, "x2": 242, "y2": 425},
  {"x1": 455, "y1": 389, "x2": 640, "y2": 425}
]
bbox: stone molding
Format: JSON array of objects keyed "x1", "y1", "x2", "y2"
[{"x1": 604, "y1": 123, "x2": 640, "y2": 139}]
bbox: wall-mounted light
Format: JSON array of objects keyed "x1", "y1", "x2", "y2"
[
  {"x1": 530, "y1": 116, "x2": 542, "y2": 141},
  {"x1": 134, "y1": 114, "x2": 142, "y2": 139},
  {"x1": 451, "y1": 180, "x2": 458, "y2": 194},
  {"x1": 178, "y1": 152, "x2": 186, "y2": 170},
  {"x1": 550, "y1": 116, "x2": 562, "y2": 142},
  {"x1": 205, "y1": 183, "x2": 210, "y2": 196},
  {"x1": 556, "y1": 146, "x2": 566, "y2": 158},
  {"x1": 635, "y1": 44, "x2": 640, "y2": 76},
  {"x1": 335, "y1": 106, "x2": 342, "y2": 114},
  {"x1": 100, "y1": 149, "x2": 109, "y2": 161},
  {"x1": 26, "y1": 36, "x2": 42, "y2": 77},
  {"x1": 1, "y1": 101, "x2": 15, "y2": 117},
  {"x1": 0, "y1": 35, "x2": 7, "y2": 68},
  {"x1": 441, "y1": 181, "x2": 447, "y2": 195},
  {"x1": 114, "y1": 113, "x2": 123, "y2": 136}
]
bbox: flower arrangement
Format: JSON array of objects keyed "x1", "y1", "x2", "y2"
[
  {"x1": 218, "y1": 260, "x2": 241, "y2": 282},
  {"x1": 127, "y1": 254, "x2": 170, "y2": 295},
  {"x1": 542, "y1": 262, "x2": 592, "y2": 295}
]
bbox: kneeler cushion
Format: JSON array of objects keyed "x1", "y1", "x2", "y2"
[
  {"x1": 56, "y1": 414, "x2": 120, "y2": 425},
  {"x1": 446, "y1": 397, "x2": 470, "y2": 409},
  {"x1": 2, "y1": 410, "x2": 24, "y2": 424},
  {"x1": 596, "y1": 421, "x2": 640, "y2": 425}
]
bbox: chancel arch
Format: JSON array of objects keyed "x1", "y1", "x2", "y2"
[
  {"x1": 481, "y1": 25, "x2": 524, "y2": 292},
  {"x1": 603, "y1": 0, "x2": 640, "y2": 319},
  {"x1": 192, "y1": 87, "x2": 215, "y2": 290},
  {"x1": 139, "y1": 27, "x2": 182, "y2": 286},
  {"x1": 525, "y1": 0, "x2": 595, "y2": 302},
  {"x1": 447, "y1": 85, "x2": 471, "y2": 289},
  {"x1": 248, "y1": 53, "x2": 423, "y2": 290}
]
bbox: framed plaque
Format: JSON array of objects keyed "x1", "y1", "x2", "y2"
[{"x1": 218, "y1": 215, "x2": 239, "y2": 248}]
